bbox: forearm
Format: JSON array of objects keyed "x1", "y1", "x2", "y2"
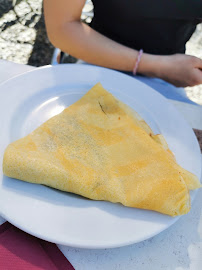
[
  {"x1": 44, "y1": 0, "x2": 202, "y2": 87},
  {"x1": 47, "y1": 20, "x2": 160, "y2": 74}
]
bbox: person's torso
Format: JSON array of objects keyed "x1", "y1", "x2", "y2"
[{"x1": 91, "y1": 0, "x2": 202, "y2": 54}]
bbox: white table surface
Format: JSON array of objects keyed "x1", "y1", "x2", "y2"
[{"x1": 0, "y1": 60, "x2": 202, "y2": 270}]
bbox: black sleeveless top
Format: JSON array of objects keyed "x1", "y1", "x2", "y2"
[{"x1": 90, "y1": 0, "x2": 202, "y2": 55}]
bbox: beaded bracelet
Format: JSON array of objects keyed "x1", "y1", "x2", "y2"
[{"x1": 133, "y1": 49, "x2": 143, "y2": 75}]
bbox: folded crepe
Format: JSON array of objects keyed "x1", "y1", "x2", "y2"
[{"x1": 3, "y1": 83, "x2": 201, "y2": 216}]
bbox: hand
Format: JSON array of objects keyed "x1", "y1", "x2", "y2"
[{"x1": 157, "y1": 54, "x2": 202, "y2": 87}]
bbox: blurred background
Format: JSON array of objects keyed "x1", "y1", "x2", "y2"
[{"x1": 0, "y1": 0, "x2": 201, "y2": 104}]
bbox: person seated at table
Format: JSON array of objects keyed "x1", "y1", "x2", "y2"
[{"x1": 44, "y1": 0, "x2": 202, "y2": 103}]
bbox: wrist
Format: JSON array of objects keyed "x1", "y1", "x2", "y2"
[{"x1": 136, "y1": 53, "x2": 166, "y2": 78}]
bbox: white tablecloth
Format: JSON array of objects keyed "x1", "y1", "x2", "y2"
[{"x1": 0, "y1": 60, "x2": 202, "y2": 270}]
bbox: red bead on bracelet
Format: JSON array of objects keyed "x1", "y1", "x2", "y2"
[{"x1": 133, "y1": 49, "x2": 143, "y2": 75}]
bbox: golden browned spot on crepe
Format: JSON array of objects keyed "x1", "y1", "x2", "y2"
[{"x1": 3, "y1": 83, "x2": 201, "y2": 216}]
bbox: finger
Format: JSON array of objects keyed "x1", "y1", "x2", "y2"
[
  {"x1": 191, "y1": 68, "x2": 202, "y2": 86},
  {"x1": 195, "y1": 57, "x2": 202, "y2": 69},
  {"x1": 199, "y1": 59, "x2": 202, "y2": 69}
]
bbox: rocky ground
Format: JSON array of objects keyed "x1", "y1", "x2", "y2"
[
  {"x1": 0, "y1": 0, "x2": 201, "y2": 104},
  {"x1": 0, "y1": 0, "x2": 54, "y2": 66}
]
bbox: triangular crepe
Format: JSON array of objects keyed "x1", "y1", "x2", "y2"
[{"x1": 3, "y1": 83, "x2": 201, "y2": 216}]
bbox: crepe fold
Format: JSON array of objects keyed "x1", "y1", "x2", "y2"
[{"x1": 3, "y1": 83, "x2": 201, "y2": 216}]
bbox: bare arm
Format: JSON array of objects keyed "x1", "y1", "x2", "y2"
[
  {"x1": 44, "y1": 0, "x2": 158, "y2": 73},
  {"x1": 44, "y1": 0, "x2": 202, "y2": 87}
]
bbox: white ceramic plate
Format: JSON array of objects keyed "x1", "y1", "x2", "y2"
[{"x1": 0, "y1": 64, "x2": 201, "y2": 249}]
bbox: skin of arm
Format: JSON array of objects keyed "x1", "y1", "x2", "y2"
[{"x1": 44, "y1": 0, "x2": 202, "y2": 87}]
